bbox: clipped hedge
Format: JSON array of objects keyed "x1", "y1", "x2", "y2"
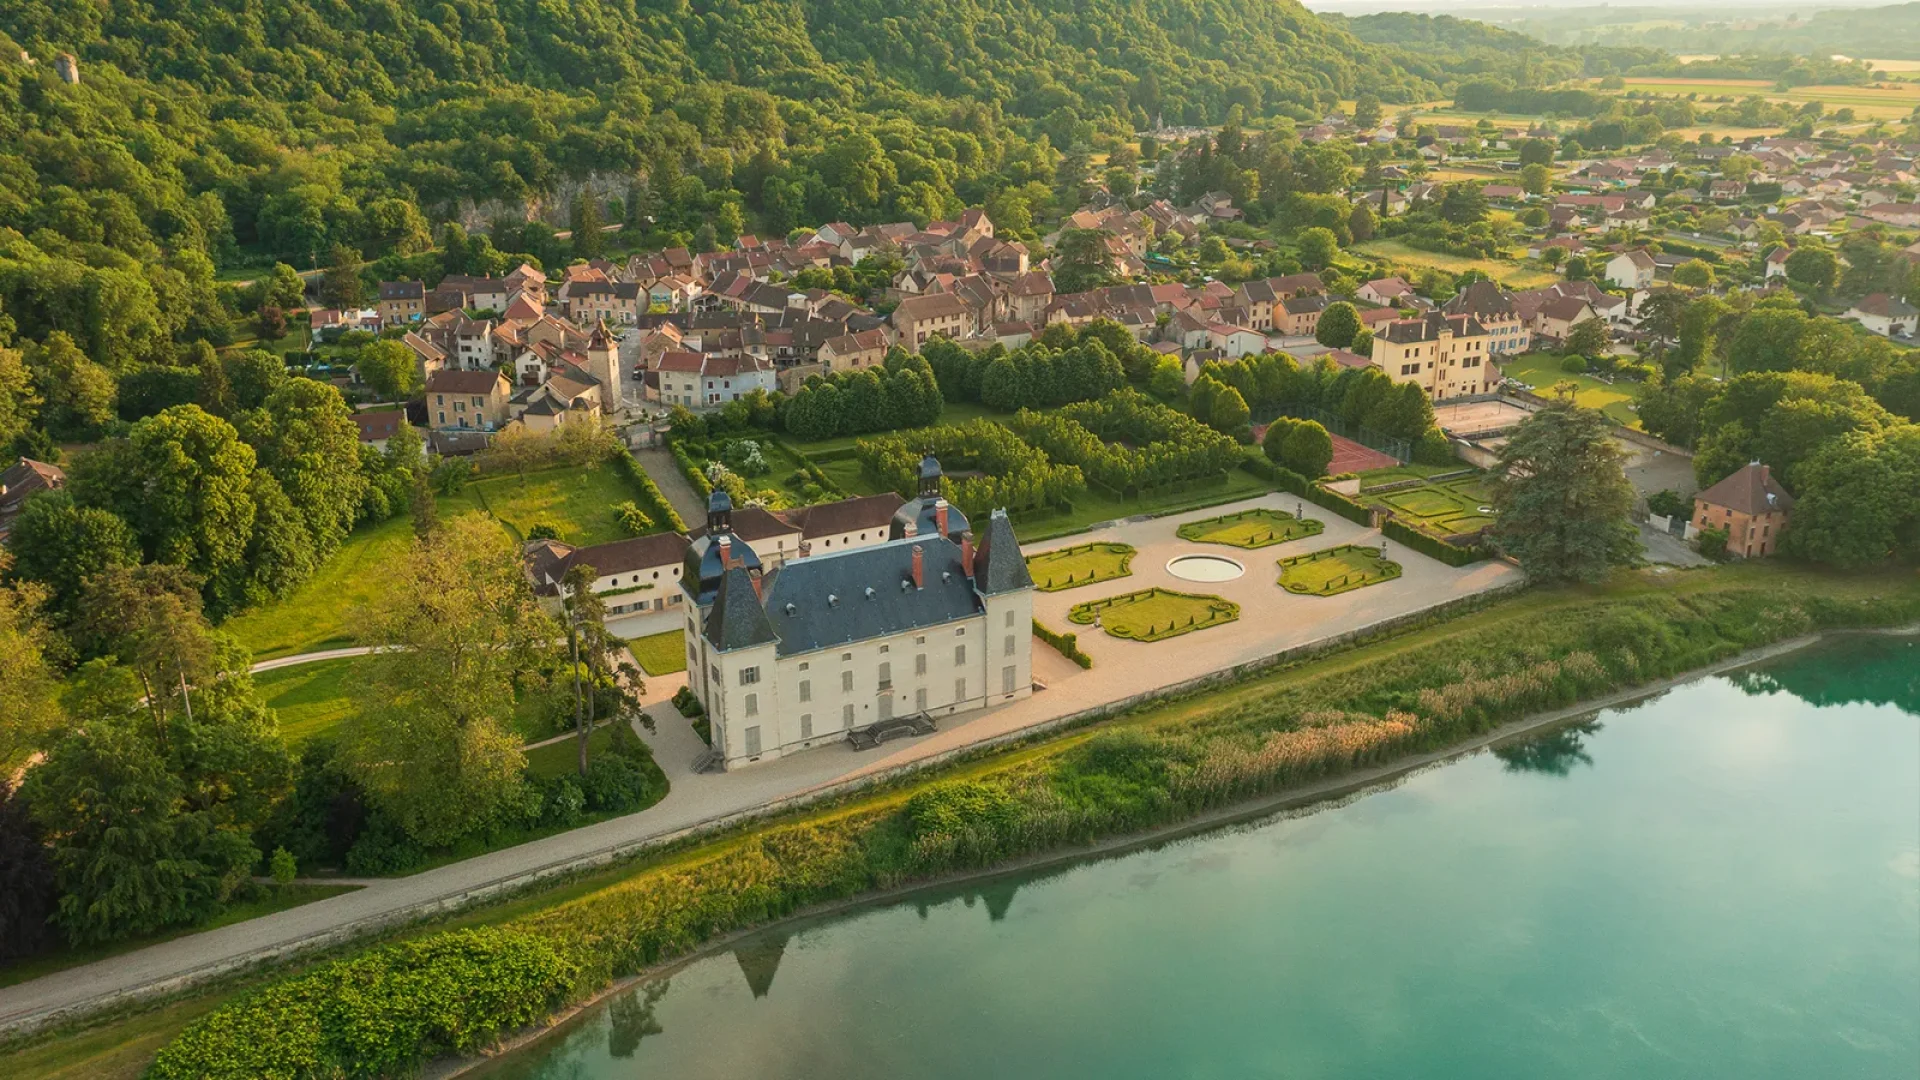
[
  {"x1": 608, "y1": 449, "x2": 688, "y2": 532},
  {"x1": 1384, "y1": 517, "x2": 1487, "y2": 566},
  {"x1": 146, "y1": 929, "x2": 580, "y2": 1080},
  {"x1": 1032, "y1": 619, "x2": 1094, "y2": 668},
  {"x1": 668, "y1": 439, "x2": 714, "y2": 498}
]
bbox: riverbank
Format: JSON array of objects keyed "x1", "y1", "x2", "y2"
[
  {"x1": 20, "y1": 565, "x2": 1920, "y2": 1080},
  {"x1": 442, "y1": 623, "x2": 1907, "y2": 1077}
]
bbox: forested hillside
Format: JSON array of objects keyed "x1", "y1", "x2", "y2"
[{"x1": 0, "y1": 0, "x2": 1440, "y2": 366}]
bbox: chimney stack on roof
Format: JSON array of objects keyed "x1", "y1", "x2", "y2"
[
  {"x1": 911, "y1": 545, "x2": 925, "y2": 589},
  {"x1": 934, "y1": 498, "x2": 949, "y2": 537},
  {"x1": 718, "y1": 534, "x2": 734, "y2": 568},
  {"x1": 960, "y1": 532, "x2": 975, "y2": 578}
]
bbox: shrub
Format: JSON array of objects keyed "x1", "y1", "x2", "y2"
[
  {"x1": 1413, "y1": 427, "x2": 1455, "y2": 466},
  {"x1": 613, "y1": 500, "x2": 653, "y2": 536},
  {"x1": 269, "y1": 848, "x2": 298, "y2": 885},
  {"x1": 1698, "y1": 525, "x2": 1729, "y2": 560},
  {"x1": 146, "y1": 928, "x2": 582, "y2": 1080},
  {"x1": 1561, "y1": 355, "x2": 1588, "y2": 374},
  {"x1": 607, "y1": 449, "x2": 687, "y2": 532},
  {"x1": 1646, "y1": 489, "x2": 1690, "y2": 519},
  {"x1": 526, "y1": 521, "x2": 561, "y2": 541},
  {"x1": 581, "y1": 755, "x2": 653, "y2": 813},
  {"x1": 671, "y1": 685, "x2": 703, "y2": 718}
]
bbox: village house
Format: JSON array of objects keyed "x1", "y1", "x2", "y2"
[
  {"x1": 0, "y1": 457, "x2": 64, "y2": 543},
  {"x1": 349, "y1": 410, "x2": 408, "y2": 452},
  {"x1": 818, "y1": 328, "x2": 892, "y2": 372},
  {"x1": 377, "y1": 281, "x2": 426, "y2": 327},
  {"x1": 426, "y1": 368, "x2": 511, "y2": 431},
  {"x1": 1764, "y1": 247, "x2": 1792, "y2": 280},
  {"x1": 1441, "y1": 281, "x2": 1531, "y2": 355},
  {"x1": 1603, "y1": 249, "x2": 1658, "y2": 291},
  {"x1": 1368, "y1": 312, "x2": 1496, "y2": 401},
  {"x1": 1357, "y1": 277, "x2": 1417, "y2": 308},
  {"x1": 681, "y1": 461, "x2": 1034, "y2": 770},
  {"x1": 1692, "y1": 462, "x2": 1793, "y2": 559},
  {"x1": 892, "y1": 292, "x2": 974, "y2": 352},
  {"x1": 1848, "y1": 293, "x2": 1919, "y2": 338},
  {"x1": 655, "y1": 352, "x2": 776, "y2": 409}
]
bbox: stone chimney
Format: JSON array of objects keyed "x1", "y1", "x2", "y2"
[
  {"x1": 718, "y1": 534, "x2": 734, "y2": 569},
  {"x1": 934, "y1": 497, "x2": 949, "y2": 537},
  {"x1": 960, "y1": 532, "x2": 975, "y2": 578},
  {"x1": 911, "y1": 545, "x2": 924, "y2": 589}
]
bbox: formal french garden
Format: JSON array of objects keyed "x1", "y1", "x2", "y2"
[
  {"x1": 1068, "y1": 587, "x2": 1241, "y2": 642},
  {"x1": 1027, "y1": 542, "x2": 1137, "y2": 592},
  {"x1": 1278, "y1": 544, "x2": 1404, "y2": 596},
  {"x1": 1177, "y1": 507, "x2": 1324, "y2": 549}
]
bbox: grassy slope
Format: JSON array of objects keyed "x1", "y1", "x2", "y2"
[
  {"x1": 253, "y1": 658, "x2": 367, "y2": 745},
  {"x1": 225, "y1": 463, "x2": 642, "y2": 660},
  {"x1": 11, "y1": 563, "x2": 1919, "y2": 1080}
]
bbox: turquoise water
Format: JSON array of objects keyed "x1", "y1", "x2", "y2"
[{"x1": 484, "y1": 635, "x2": 1920, "y2": 1080}]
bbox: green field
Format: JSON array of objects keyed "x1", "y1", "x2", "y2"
[
  {"x1": 1497, "y1": 354, "x2": 1641, "y2": 429},
  {"x1": 628, "y1": 630, "x2": 689, "y2": 676},
  {"x1": 255, "y1": 657, "x2": 368, "y2": 745},
  {"x1": 1068, "y1": 587, "x2": 1240, "y2": 642},
  {"x1": 1351, "y1": 241, "x2": 1559, "y2": 290},
  {"x1": 1605, "y1": 78, "x2": 1920, "y2": 121},
  {"x1": 222, "y1": 515, "x2": 415, "y2": 660},
  {"x1": 458, "y1": 463, "x2": 637, "y2": 545},
  {"x1": 1177, "y1": 508, "x2": 1323, "y2": 549},
  {"x1": 1279, "y1": 545, "x2": 1403, "y2": 596},
  {"x1": 1027, "y1": 542, "x2": 1137, "y2": 591}
]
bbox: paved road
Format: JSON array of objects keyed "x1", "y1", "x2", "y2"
[
  {"x1": 249, "y1": 646, "x2": 378, "y2": 674},
  {"x1": 631, "y1": 446, "x2": 706, "y2": 525},
  {"x1": 0, "y1": 494, "x2": 1524, "y2": 1037}
]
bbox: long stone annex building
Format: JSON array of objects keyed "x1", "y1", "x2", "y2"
[{"x1": 681, "y1": 456, "x2": 1036, "y2": 769}]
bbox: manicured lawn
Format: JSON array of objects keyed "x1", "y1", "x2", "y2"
[
  {"x1": 256, "y1": 657, "x2": 368, "y2": 745},
  {"x1": 1357, "y1": 462, "x2": 1466, "y2": 490},
  {"x1": 628, "y1": 630, "x2": 688, "y2": 676},
  {"x1": 1365, "y1": 475, "x2": 1498, "y2": 537},
  {"x1": 0, "y1": 884, "x2": 360, "y2": 992},
  {"x1": 1027, "y1": 542, "x2": 1137, "y2": 591},
  {"x1": 1279, "y1": 545, "x2": 1404, "y2": 596},
  {"x1": 1496, "y1": 353, "x2": 1641, "y2": 428},
  {"x1": 222, "y1": 514, "x2": 415, "y2": 660},
  {"x1": 458, "y1": 463, "x2": 637, "y2": 545},
  {"x1": 1352, "y1": 240, "x2": 1559, "y2": 290},
  {"x1": 1177, "y1": 508, "x2": 1323, "y2": 549},
  {"x1": 1068, "y1": 587, "x2": 1240, "y2": 642}
]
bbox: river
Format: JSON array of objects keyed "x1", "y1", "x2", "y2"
[{"x1": 479, "y1": 634, "x2": 1920, "y2": 1080}]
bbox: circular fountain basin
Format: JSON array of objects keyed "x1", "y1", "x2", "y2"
[{"x1": 1166, "y1": 554, "x2": 1245, "y2": 582}]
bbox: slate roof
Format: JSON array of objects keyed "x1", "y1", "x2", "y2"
[
  {"x1": 972, "y1": 509, "x2": 1032, "y2": 595},
  {"x1": 757, "y1": 535, "x2": 985, "y2": 657},
  {"x1": 706, "y1": 567, "x2": 779, "y2": 651}
]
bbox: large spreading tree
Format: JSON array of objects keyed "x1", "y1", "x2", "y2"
[{"x1": 1490, "y1": 403, "x2": 1640, "y2": 583}]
